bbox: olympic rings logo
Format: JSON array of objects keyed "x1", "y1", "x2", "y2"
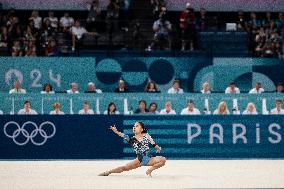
[{"x1": 3, "y1": 121, "x2": 56, "y2": 146}]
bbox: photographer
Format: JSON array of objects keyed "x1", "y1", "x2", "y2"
[
  {"x1": 150, "y1": 13, "x2": 172, "y2": 50},
  {"x1": 179, "y1": 3, "x2": 196, "y2": 51}
]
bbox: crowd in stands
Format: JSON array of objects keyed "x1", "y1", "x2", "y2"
[
  {"x1": 0, "y1": 1, "x2": 283, "y2": 56},
  {"x1": 0, "y1": 79, "x2": 283, "y2": 115},
  {"x1": 2, "y1": 96, "x2": 283, "y2": 115},
  {"x1": 7, "y1": 79, "x2": 284, "y2": 94}
]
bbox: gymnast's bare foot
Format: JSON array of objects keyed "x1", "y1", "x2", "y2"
[
  {"x1": 146, "y1": 169, "x2": 152, "y2": 177},
  {"x1": 98, "y1": 171, "x2": 110, "y2": 176}
]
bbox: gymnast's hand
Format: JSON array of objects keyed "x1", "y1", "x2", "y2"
[
  {"x1": 155, "y1": 145, "x2": 161, "y2": 153},
  {"x1": 109, "y1": 125, "x2": 118, "y2": 132}
]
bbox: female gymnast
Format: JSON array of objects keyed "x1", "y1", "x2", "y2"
[{"x1": 99, "y1": 121, "x2": 166, "y2": 177}]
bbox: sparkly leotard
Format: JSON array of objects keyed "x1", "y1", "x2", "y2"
[{"x1": 123, "y1": 133, "x2": 157, "y2": 166}]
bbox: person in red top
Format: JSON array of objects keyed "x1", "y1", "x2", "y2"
[{"x1": 180, "y1": 3, "x2": 196, "y2": 51}]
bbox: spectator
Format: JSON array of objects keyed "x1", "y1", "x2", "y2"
[
  {"x1": 249, "y1": 82, "x2": 264, "y2": 94},
  {"x1": 70, "y1": 20, "x2": 97, "y2": 52},
  {"x1": 67, "y1": 83, "x2": 79, "y2": 94},
  {"x1": 159, "y1": 101, "x2": 176, "y2": 115},
  {"x1": 45, "y1": 39, "x2": 59, "y2": 56},
  {"x1": 114, "y1": 80, "x2": 129, "y2": 93},
  {"x1": 168, "y1": 80, "x2": 184, "y2": 94},
  {"x1": 18, "y1": 100, "x2": 38, "y2": 115},
  {"x1": 86, "y1": 0, "x2": 101, "y2": 32},
  {"x1": 50, "y1": 102, "x2": 65, "y2": 115},
  {"x1": 242, "y1": 102, "x2": 258, "y2": 115},
  {"x1": 24, "y1": 41, "x2": 37, "y2": 56},
  {"x1": 236, "y1": 11, "x2": 246, "y2": 30},
  {"x1": 180, "y1": 3, "x2": 196, "y2": 51},
  {"x1": 150, "y1": 13, "x2": 172, "y2": 50},
  {"x1": 247, "y1": 12, "x2": 261, "y2": 30},
  {"x1": 180, "y1": 100, "x2": 200, "y2": 115},
  {"x1": 279, "y1": 44, "x2": 284, "y2": 59},
  {"x1": 9, "y1": 80, "x2": 26, "y2": 94},
  {"x1": 24, "y1": 25, "x2": 36, "y2": 42},
  {"x1": 262, "y1": 12, "x2": 273, "y2": 28},
  {"x1": 104, "y1": 102, "x2": 120, "y2": 115},
  {"x1": 134, "y1": 100, "x2": 149, "y2": 114},
  {"x1": 85, "y1": 82, "x2": 102, "y2": 93},
  {"x1": 78, "y1": 101, "x2": 95, "y2": 115},
  {"x1": 196, "y1": 8, "x2": 207, "y2": 31},
  {"x1": 201, "y1": 82, "x2": 211, "y2": 94},
  {"x1": 0, "y1": 26, "x2": 9, "y2": 48},
  {"x1": 29, "y1": 10, "x2": 42, "y2": 30},
  {"x1": 41, "y1": 19, "x2": 56, "y2": 40},
  {"x1": 11, "y1": 40, "x2": 23, "y2": 56},
  {"x1": 213, "y1": 101, "x2": 230, "y2": 115},
  {"x1": 276, "y1": 83, "x2": 284, "y2": 93},
  {"x1": 71, "y1": 20, "x2": 87, "y2": 51},
  {"x1": 106, "y1": 0, "x2": 120, "y2": 39},
  {"x1": 41, "y1": 83, "x2": 55, "y2": 94},
  {"x1": 60, "y1": 12, "x2": 74, "y2": 31},
  {"x1": 148, "y1": 102, "x2": 159, "y2": 114},
  {"x1": 275, "y1": 13, "x2": 284, "y2": 30},
  {"x1": 270, "y1": 99, "x2": 284, "y2": 115},
  {"x1": 145, "y1": 80, "x2": 160, "y2": 93},
  {"x1": 44, "y1": 11, "x2": 58, "y2": 29},
  {"x1": 0, "y1": 109, "x2": 3, "y2": 115},
  {"x1": 225, "y1": 82, "x2": 240, "y2": 94}
]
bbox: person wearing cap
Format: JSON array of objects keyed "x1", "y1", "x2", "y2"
[{"x1": 180, "y1": 2, "x2": 196, "y2": 51}]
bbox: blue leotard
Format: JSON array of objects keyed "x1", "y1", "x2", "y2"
[{"x1": 123, "y1": 133, "x2": 157, "y2": 166}]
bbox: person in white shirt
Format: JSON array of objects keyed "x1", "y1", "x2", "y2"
[
  {"x1": 270, "y1": 99, "x2": 284, "y2": 115},
  {"x1": 213, "y1": 101, "x2": 230, "y2": 115},
  {"x1": 9, "y1": 80, "x2": 27, "y2": 94},
  {"x1": 168, "y1": 80, "x2": 184, "y2": 94},
  {"x1": 104, "y1": 102, "x2": 120, "y2": 115},
  {"x1": 41, "y1": 83, "x2": 55, "y2": 94},
  {"x1": 201, "y1": 82, "x2": 211, "y2": 94},
  {"x1": 29, "y1": 10, "x2": 42, "y2": 29},
  {"x1": 18, "y1": 101, "x2": 38, "y2": 115},
  {"x1": 49, "y1": 102, "x2": 65, "y2": 115},
  {"x1": 60, "y1": 12, "x2": 74, "y2": 31},
  {"x1": 85, "y1": 82, "x2": 102, "y2": 93},
  {"x1": 249, "y1": 82, "x2": 264, "y2": 94},
  {"x1": 225, "y1": 82, "x2": 240, "y2": 94},
  {"x1": 180, "y1": 100, "x2": 201, "y2": 115},
  {"x1": 242, "y1": 102, "x2": 258, "y2": 115},
  {"x1": 160, "y1": 101, "x2": 176, "y2": 115},
  {"x1": 0, "y1": 110, "x2": 3, "y2": 115},
  {"x1": 71, "y1": 20, "x2": 97, "y2": 51},
  {"x1": 44, "y1": 11, "x2": 58, "y2": 29},
  {"x1": 79, "y1": 101, "x2": 95, "y2": 115},
  {"x1": 67, "y1": 83, "x2": 79, "y2": 94}
]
